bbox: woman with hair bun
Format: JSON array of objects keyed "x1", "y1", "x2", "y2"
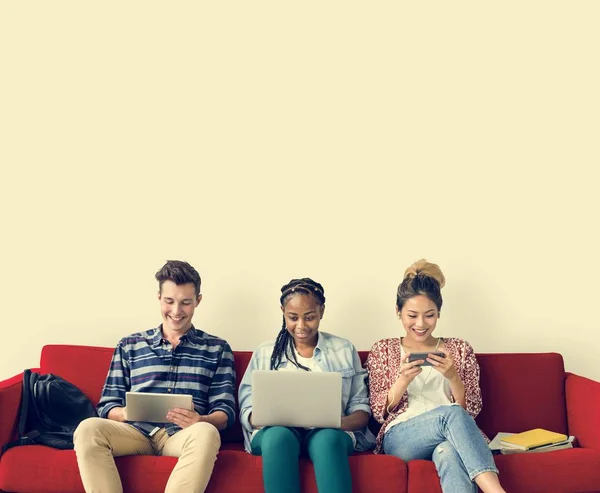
[
  {"x1": 367, "y1": 260, "x2": 506, "y2": 493},
  {"x1": 238, "y1": 278, "x2": 375, "y2": 493}
]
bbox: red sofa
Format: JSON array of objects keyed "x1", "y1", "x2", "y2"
[{"x1": 1, "y1": 345, "x2": 599, "y2": 493}]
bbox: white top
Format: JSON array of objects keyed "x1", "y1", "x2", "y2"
[
  {"x1": 385, "y1": 344, "x2": 455, "y2": 433},
  {"x1": 280, "y1": 349, "x2": 323, "y2": 372}
]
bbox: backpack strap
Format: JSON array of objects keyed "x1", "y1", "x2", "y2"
[{"x1": 17, "y1": 369, "x2": 32, "y2": 437}]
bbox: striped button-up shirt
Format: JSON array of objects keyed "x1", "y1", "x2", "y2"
[{"x1": 97, "y1": 325, "x2": 236, "y2": 436}]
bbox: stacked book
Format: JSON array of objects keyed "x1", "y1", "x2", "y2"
[{"x1": 488, "y1": 428, "x2": 575, "y2": 455}]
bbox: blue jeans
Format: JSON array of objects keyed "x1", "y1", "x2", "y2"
[{"x1": 382, "y1": 405, "x2": 498, "y2": 493}]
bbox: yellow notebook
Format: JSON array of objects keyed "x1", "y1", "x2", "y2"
[{"x1": 500, "y1": 428, "x2": 568, "y2": 451}]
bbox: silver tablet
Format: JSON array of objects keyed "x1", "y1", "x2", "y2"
[{"x1": 125, "y1": 392, "x2": 193, "y2": 423}]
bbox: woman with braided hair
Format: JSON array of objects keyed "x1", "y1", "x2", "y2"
[
  {"x1": 367, "y1": 259, "x2": 506, "y2": 493},
  {"x1": 238, "y1": 278, "x2": 375, "y2": 493}
]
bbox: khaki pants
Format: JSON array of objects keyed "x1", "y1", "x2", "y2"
[{"x1": 74, "y1": 418, "x2": 221, "y2": 493}]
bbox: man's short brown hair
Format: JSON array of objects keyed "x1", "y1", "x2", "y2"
[{"x1": 155, "y1": 260, "x2": 201, "y2": 296}]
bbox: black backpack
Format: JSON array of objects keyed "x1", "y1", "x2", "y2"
[{"x1": 1, "y1": 369, "x2": 98, "y2": 454}]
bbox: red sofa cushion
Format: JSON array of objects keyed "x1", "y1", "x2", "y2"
[
  {"x1": 0, "y1": 446, "x2": 83, "y2": 493},
  {"x1": 407, "y1": 448, "x2": 600, "y2": 493},
  {"x1": 0, "y1": 445, "x2": 407, "y2": 493}
]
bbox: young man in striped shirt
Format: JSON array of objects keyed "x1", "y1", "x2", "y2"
[{"x1": 74, "y1": 260, "x2": 236, "y2": 493}]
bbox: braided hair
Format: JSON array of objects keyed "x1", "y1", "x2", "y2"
[{"x1": 270, "y1": 278, "x2": 326, "y2": 371}]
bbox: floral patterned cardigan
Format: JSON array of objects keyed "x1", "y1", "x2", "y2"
[{"x1": 366, "y1": 337, "x2": 485, "y2": 453}]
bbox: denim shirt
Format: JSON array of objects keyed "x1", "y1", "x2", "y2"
[{"x1": 238, "y1": 331, "x2": 376, "y2": 453}]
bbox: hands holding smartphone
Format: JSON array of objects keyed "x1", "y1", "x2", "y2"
[
  {"x1": 407, "y1": 349, "x2": 460, "y2": 382},
  {"x1": 407, "y1": 351, "x2": 445, "y2": 367}
]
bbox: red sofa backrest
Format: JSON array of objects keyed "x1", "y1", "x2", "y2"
[
  {"x1": 221, "y1": 351, "x2": 252, "y2": 443},
  {"x1": 475, "y1": 352, "x2": 567, "y2": 437},
  {"x1": 41, "y1": 345, "x2": 113, "y2": 406},
  {"x1": 39, "y1": 345, "x2": 568, "y2": 444}
]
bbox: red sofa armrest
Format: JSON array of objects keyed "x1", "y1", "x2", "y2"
[
  {"x1": 566, "y1": 372, "x2": 600, "y2": 451},
  {"x1": 0, "y1": 373, "x2": 25, "y2": 450}
]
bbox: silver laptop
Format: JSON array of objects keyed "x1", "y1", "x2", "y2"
[
  {"x1": 125, "y1": 392, "x2": 193, "y2": 423},
  {"x1": 251, "y1": 370, "x2": 342, "y2": 428}
]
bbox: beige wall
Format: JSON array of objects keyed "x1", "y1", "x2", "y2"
[{"x1": 1, "y1": 2, "x2": 599, "y2": 382}]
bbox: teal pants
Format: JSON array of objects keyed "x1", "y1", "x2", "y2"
[{"x1": 251, "y1": 426, "x2": 354, "y2": 493}]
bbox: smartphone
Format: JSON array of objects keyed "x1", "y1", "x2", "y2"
[{"x1": 407, "y1": 351, "x2": 445, "y2": 366}]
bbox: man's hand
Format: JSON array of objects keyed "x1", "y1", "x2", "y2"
[
  {"x1": 166, "y1": 408, "x2": 202, "y2": 428},
  {"x1": 107, "y1": 407, "x2": 128, "y2": 422}
]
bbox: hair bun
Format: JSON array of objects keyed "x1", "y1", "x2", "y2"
[{"x1": 404, "y1": 259, "x2": 446, "y2": 288}]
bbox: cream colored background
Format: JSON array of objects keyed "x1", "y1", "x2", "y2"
[{"x1": 1, "y1": 2, "x2": 599, "y2": 382}]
